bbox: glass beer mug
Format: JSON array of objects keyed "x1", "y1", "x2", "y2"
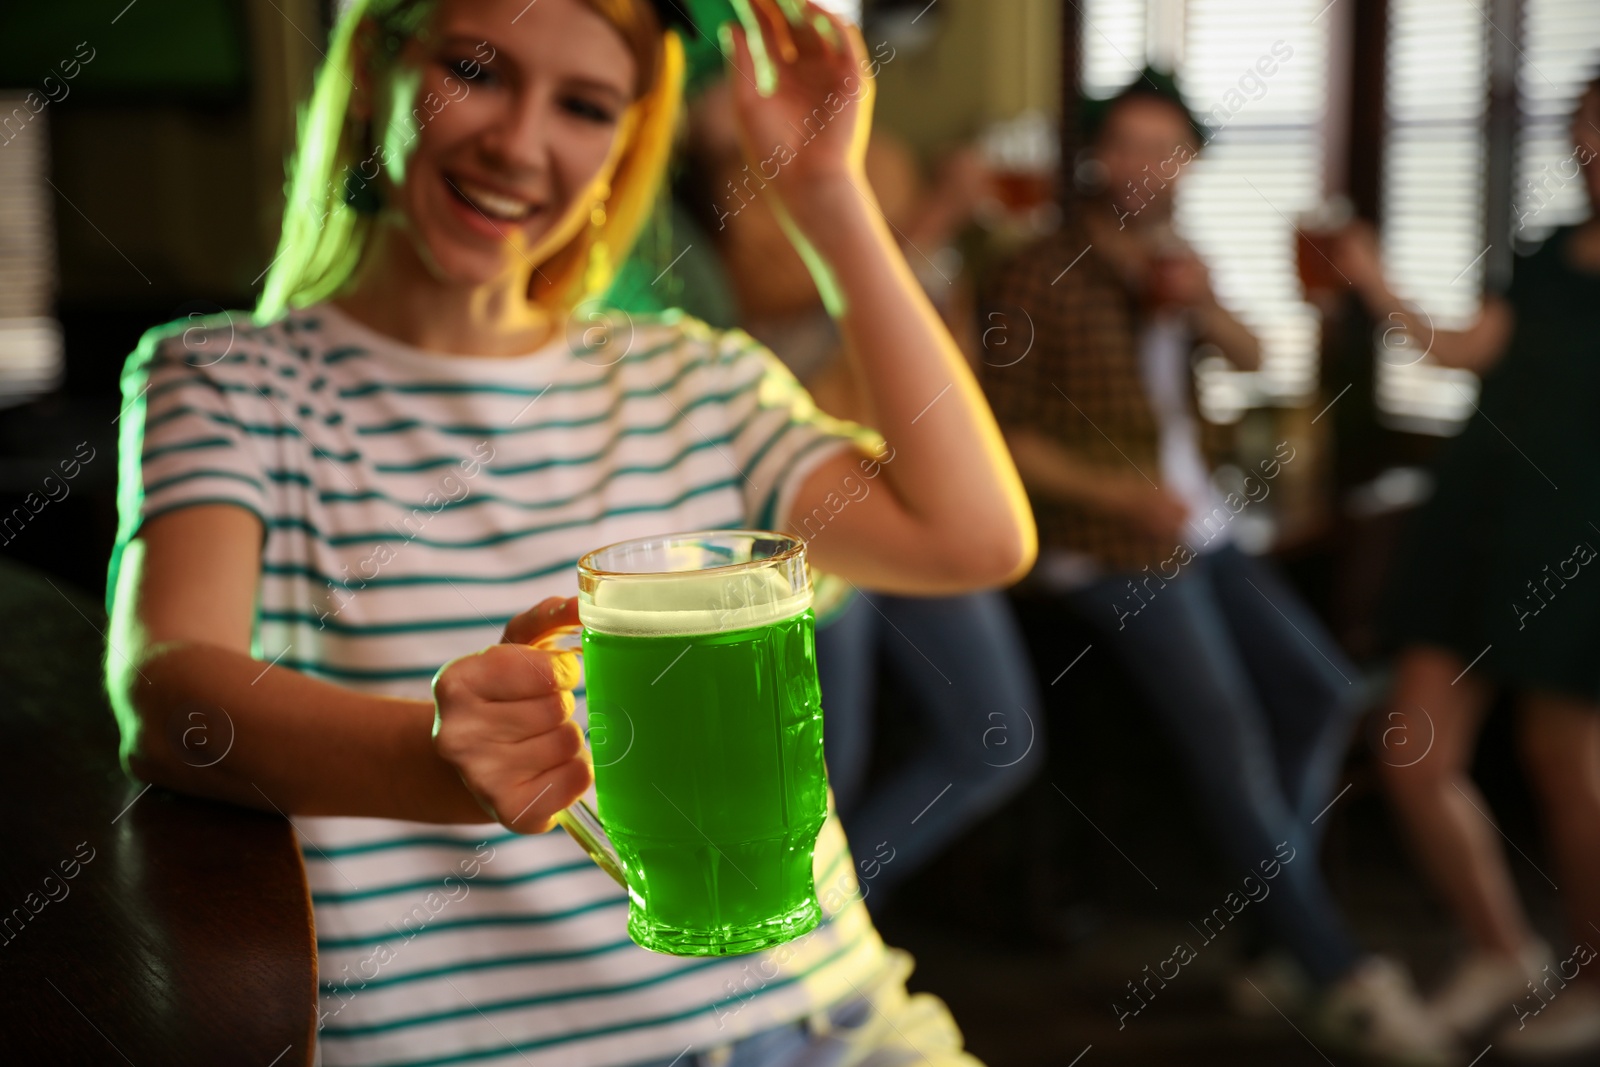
[{"x1": 531, "y1": 530, "x2": 827, "y2": 957}]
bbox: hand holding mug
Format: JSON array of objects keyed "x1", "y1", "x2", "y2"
[
  {"x1": 1145, "y1": 245, "x2": 1214, "y2": 310},
  {"x1": 431, "y1": 596, "x2": 592, "y2": 835},
  {"x1": 434, "y1": 532, "x2": 829, "y2": 959}
]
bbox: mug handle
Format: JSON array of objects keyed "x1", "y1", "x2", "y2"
[{"x1": 529, "y1": 624, "x2": 629, "y2": 889}]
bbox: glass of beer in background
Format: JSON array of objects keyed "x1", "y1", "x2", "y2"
[
  {"x1": 1297, "y1": 195, "x2": 1354, "y2": 301},
  {"x1": 978, "y1": 109, "x2": 1060, "y2": 233},
  {"x1": 535, "y1": 530, "x2": 827, "y2": 957}
]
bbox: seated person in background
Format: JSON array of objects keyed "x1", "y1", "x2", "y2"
[
  {"x1": 979, "y1": 68, "x2": 1453, "y2": 1066},
  {"x1": 1330, "y1": 71, "x2": 1600, "y2": 1059},
  {"x1": 682, "y1": 78, "x2": 1044, "y2": 910}
]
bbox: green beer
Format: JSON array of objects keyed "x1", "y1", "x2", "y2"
[{"x1": 571, "y1": 532, "x2": 827, "y2": 956}]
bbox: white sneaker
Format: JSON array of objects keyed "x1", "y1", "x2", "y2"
[
  {"x1": 1430, "y1": 941, "x2": 1553, "y2": 1036},
  {"x1": 1227, "y1": 951, "x2": 1312, "y2": 1020},
  {"x1": 1313, "y1": 957, "x2": 1459, "y2": 1067},
  {"x1": 1496, "y1": 982, "x2": 1600, "y2": 1060}
]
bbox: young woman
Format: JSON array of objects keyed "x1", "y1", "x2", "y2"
[
  {"x1": 1337, "y1": 74, "x2": 1600, "y2": 1059},
  {"x1": 103, "y1": 1, "x2": 1033, "y2": 1065}
]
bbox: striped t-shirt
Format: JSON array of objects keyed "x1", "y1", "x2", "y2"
[{"x1": 110, "y1": 302, "x2": 890, "y2": 1067}]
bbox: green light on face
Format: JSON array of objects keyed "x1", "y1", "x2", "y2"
[{"x1": 376, "y1": 63, "x2": 426, "y2": 188}]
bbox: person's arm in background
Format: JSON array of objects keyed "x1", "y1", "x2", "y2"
[
  {"x1": 974, "y1": 216, "x2": 1192, "y2": 547},
  {"x1": 712, "y1": 129, "x2": 988, "y2": 427},
  {"x1": 1002, "y1": 428, "x2": 1191, "y2": 545},
  {"x1": 897, "y1": 144, "x2": 993, "y2": 255},
  {"x1": 765, "y1": 138, "x2": 990, "y2": 426},
  {"x1": 724, "y1": 1, "x2": 1034, "y2": 594},
  {"x1": 1332, "y1": 219, "x2": 1515, "y2": 374},
  {"x1": 1153, "y1": 247, "x2": 1262, "y2": 371},
  {"x1": 771, "y1": 134, "x2": 935, "y2": 427},
  {"x1": 896, "y1": 144, "x2": 990, "y2": 368},
  {"x1": 1191, "y1": 291, "x2": 1262, "y2": 371},
  {"x1": 1083, "y1": 210, "x2": 1262, "y2": 371},
  {"x1": 796, "y1": 138, "x2": 990, "y2": 413},
  {"x1": 108, "y1": 505, "x2": 593, "y2": 829}
]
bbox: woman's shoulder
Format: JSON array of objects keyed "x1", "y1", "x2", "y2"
[
  {"x1": 123, "y1": 307, "x2": 319, "y2": 385},
  {"x1": 618, "y1": 306, "x2": 773, "y2": 368},
  {"x1": 128, "y1": 303, "x2": 782, "y2": 387}
]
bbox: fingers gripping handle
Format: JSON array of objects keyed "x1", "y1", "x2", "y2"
[{"x1": 530, "y1": 625, "x2": 629, "y2": 889}]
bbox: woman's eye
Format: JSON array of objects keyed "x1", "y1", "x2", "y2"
[
  {"x1": 448, "y1": 58, "x2": 496, "y2": 84},
  {"x1": 563, "y1": 97, "x2": 617, "y2": 124}
]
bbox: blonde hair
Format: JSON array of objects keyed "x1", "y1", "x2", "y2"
[{"x1": 255, "y1": 0, "x2": 684, "y2": 324}]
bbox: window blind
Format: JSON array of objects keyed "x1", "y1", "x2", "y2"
[
  {"x1": 1375, "y1": 0, "x2": 1489, "y2": 429},
  {"x1": 1081, "y1": 0, "x2": 1150, "y2": 100},
  {"x1": 0, "y1": 93, "x2": 63, "y2": 404},
  {"x1": 1513, "y1": 0, "x2": 1600, "y2": 243}
]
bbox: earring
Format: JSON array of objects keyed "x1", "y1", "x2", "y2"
[
  {"x1": 343, "y1": 117, "x2": 384, "y2": 216},
  {"x1": 584, "y1": 183, "x2": 613, "y2": 293},
  {"x1": 343, "y1": 170, "x2": 384, "y2": 216}
]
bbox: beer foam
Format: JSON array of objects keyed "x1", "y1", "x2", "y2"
[{"x1": 578, "y1": 565, "x2": 812, "y2": 637}]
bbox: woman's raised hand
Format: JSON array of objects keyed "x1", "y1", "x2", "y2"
[
  {"x1": 431, "y1": 597, "x2": 591, "y2": 833},
  {"x1": 720, "y1": 0, "x2": 874, "y2": 226}
]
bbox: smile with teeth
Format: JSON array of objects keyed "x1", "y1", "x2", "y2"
[{"x1": 450, "y1": 177, "x2": 539, "y2": 222}]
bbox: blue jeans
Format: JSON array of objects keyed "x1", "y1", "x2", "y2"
[
  {"x1": 622, "y1": 949, "x2": 978, "y2": 1067},
  {"x1": 816, "y1": 590, "x2": 1042, "y2": 908},
  {"x1": 1063, "y1": 544, "x2": 1364, "y2": 985}
]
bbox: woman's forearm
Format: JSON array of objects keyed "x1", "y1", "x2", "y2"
[
  {"x1": 1006, "y1": 429, "x2": 1104, "y2": 508},
  {"x1": 120, "y1": 641, "x2": 488, "y2": 824},
  {"x1": 782, "y1": 177, "x2": 1035, "y2": 573},
  {"x1": 1357, "y1": 285, "x2": 1514, "y2": 373}
]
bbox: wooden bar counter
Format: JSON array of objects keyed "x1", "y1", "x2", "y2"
[{"x1": 0, "y1": 556, "x2": 315, "y2": 1065}]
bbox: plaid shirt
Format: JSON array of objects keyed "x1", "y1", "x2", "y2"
[{"x1": 978, "y1": 213, "x2": 1230, "y2": 572}]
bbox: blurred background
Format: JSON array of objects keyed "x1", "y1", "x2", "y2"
[{"x1": 3, "y1": 0, "x2": 1599, "y2": 1064}]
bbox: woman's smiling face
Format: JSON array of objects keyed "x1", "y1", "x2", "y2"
[{"x1": 365, "y1": 0, "x2": 641, "y2": 290}]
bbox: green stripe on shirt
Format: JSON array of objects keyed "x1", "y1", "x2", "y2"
[
  {"x1": 309, "y1": 859, "x2": 595, "y2": 904},
  {"x1": 337, "y1": 929, "x2": 875, "y2": 1065},
  {"x1": 271, "y1": 477, "x2": 743, "y2": 549},
  {"x1": 314, "y1": 896, "x2": 630, "y2": 950}
]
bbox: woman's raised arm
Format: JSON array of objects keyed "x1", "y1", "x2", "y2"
[
  {"x1": 724, "y1": 0, "x2": 1036, "y2": 593},
  {"x1": 1332, "y1": 220, "x2": 1516, "y2": 374}
]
